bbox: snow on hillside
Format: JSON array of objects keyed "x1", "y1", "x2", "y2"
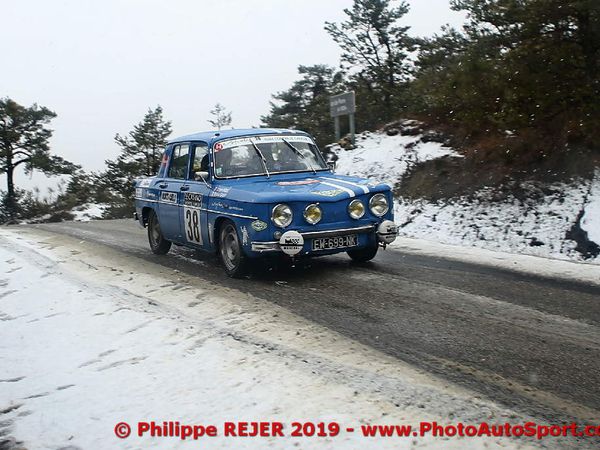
[
  {"x1": 393, "y1": 182, "x2": 594, "y2": 262},
  {"x1": 332, "y1": 126, "x2": 460, "y2": 185},
  {"x1": 332, "y1": 129, "x2": 600, "y2": 264}
]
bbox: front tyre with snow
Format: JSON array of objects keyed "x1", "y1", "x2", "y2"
[
  {"x1": 219, "y1": 220, "x2": 249, "y2": 278},
  {"x1": 347, "y1": 242, "x2": 378, "y2": 263},
  {"x1": 147, "y1": 210, "x2": 172, "y2": 255}
]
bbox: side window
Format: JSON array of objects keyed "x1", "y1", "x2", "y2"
[
  {"x1": 168, "y1": 144, "x2": 190, "y2": 179},
  {"x1": 190, "y1": 143, "x2": 209, "y2": 178}
]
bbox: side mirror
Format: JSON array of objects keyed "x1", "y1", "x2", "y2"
[
  {"x1": 194, "y1": 171, "x2": 209, "y2": 181},
  {"x1": 327, "y1": 161, "x2": 336, "y2": 172}
]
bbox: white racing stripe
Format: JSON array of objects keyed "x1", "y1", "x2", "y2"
[
  {"x1": 323, "y1": 176, "x2": 370, "y2": 194},
  {"x1": 319, "y1": 181, "x2": 356, "y2": 198}
]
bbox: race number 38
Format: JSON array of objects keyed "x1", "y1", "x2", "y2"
[{"x1": 184, "y1": 208, "x2": 203, "y2": 244}]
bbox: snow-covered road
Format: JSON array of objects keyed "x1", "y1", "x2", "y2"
[{"x1": 0, "y1": 228, "x2": 550, "y2": 450}]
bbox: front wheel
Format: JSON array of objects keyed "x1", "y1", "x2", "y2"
[
  {"x1": 347, "y1": 243, "x2": 378, "y2": 262},
  {"x1": 219, "y1": 220, "x2": 249, "y2": 278},
  {"x1": 147, "y1": 210, "x2": 172, "y2": 255}
]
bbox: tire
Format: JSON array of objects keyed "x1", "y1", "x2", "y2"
[
  {"x1": 218, "y1": 220, "x2": 249, "y2": 278},
  {"x1": 347, "y1": 242, "x2": 379, "y2": 262},
  {"x1": 147, "y1": 210, "x2": 172, "y2": 255}
]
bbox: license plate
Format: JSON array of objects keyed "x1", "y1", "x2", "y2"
[{"x1": 312, "y1": 234, "x2": 358, "y2": 251}]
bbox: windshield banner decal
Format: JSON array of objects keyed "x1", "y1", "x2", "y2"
[{"x1": 218, "y1": 135, "x2": 314, "y2": 149}]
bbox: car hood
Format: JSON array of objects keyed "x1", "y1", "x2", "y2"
[{"x1": 212, "y1": 172, "x2": 391, "y2": 203}]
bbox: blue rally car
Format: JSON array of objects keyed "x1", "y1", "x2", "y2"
[{"x1": 134, "y1": 128, "x2": 397, "y2": 277}]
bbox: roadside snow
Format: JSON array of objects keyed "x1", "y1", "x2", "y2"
[
  {"x1": 17, "y1": 203, "x2": 108, "y2": 225},
  {"x1": 390, "y1": 237, "x2": 600, "y2": 287},
  {"x1": 0, "y1": 228, "x2": 543, "y2": 450},
  {"x1": 333, "y1": 129, "x2": 599, "y2": 264},
  {"x1": 581, "y1": 170, "x2": 600, "y2": 245},
  {"x1": 71, "y1": 203, "x2": 108, "y2": 222},
  {"x1": 393, "y1": 182, "x2": 593, "y2": 262}
]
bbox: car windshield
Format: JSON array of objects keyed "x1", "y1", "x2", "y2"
[{"x1": 213, "y1": 135, "x2": 328, "y2": 178}]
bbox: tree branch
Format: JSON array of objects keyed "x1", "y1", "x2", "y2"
[
  {"x1": 12, "y1": 150, "x2": 31, "y2": 158},
  {"x1": 13, "y1": 157, "x2": 32, "y2": 167}
]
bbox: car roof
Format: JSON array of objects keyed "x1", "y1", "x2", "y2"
[{"x1": 168, "y1": 128, "x2": 311, "y2": 146}]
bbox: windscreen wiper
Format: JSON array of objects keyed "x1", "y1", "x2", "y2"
[
  {"x1": 282, "y1": 138, "x2": 316, "y2": 174},
  {"x1": 250, "y1": 139, "x2": 270, "y2": 178}
]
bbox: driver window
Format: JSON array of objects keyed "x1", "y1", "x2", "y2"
[
  {"x1": 169, "y1": 144, "x2": 190, "y2": 179},
  {"x1": 190, "y1": 143, "x2": 209, "y2": 178},
  {"x1": 215, "y1": 145, "x2": 262, "y2": 177}
]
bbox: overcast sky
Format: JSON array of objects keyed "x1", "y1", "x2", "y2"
[{"x1": 1, "y1": 0, "x2": 465, "y2": 191}]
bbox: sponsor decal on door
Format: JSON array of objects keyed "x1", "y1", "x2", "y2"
[
  {"x1": 160, "y1": 191, "x2": 177, "y2": 204},
  {"x1": 183, "y1": 192, "x2": 202, "y2": 208}
]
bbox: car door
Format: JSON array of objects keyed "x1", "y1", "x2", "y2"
[
  {"x1": 179, "y1": 142, "x2": 210, "y2": 248},
  {"x1": 158, "y1": 143, "x2": 190, "y2": 242}
]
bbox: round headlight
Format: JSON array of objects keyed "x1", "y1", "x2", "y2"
[
  {"x1": 271, "y1": 203, "x2": 293, "y2": 228},
  {"x1": 369, "y1": 193, "x2": 389, "y2": 217},
  {"x1": 303, "y1": 204, "x2": 322, "y2": 225},
  {"x1": 348, "y1": 199, "x2": 365, "y2": 219}
]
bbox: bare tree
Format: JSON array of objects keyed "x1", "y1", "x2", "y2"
[{"x1": 208, "y1": 103, "x2": 232, "y2": 130}]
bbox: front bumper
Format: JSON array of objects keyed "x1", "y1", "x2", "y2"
[{"x1": 251, "y1": 223, "x2": 396, "y2": 253}]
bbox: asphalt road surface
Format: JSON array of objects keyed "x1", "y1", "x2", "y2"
[{"x1": 27, "y1": 219, "x2": 600, "y2": 427}]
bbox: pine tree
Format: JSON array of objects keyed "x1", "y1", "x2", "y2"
[
  {"x1": 261, "y1": 65, "x2": 344, "y2": 146},
  {"x1": 208, "y1": 103, "x2": 232, "y2": 130},
  {"x1": 0, "y1": 97, "x2": 79, "y2": 221},
  {"x1": 114, "y1": 105, "x2": 172, "y2": 177},
  {"x1": 60, "y1": 169, "x2": 102, "y2": 207},
  {"x1": 325, "y1": 0, "x2": 414, "y2": 126},
  {"x1": 100, "y1": 106, "x2": 172, "y2": 216},
  {"x1": 412, "y1": 0, "x2": 600, "y2": 154}
]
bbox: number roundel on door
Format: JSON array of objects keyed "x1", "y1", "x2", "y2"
[{"x1": 184, "y1": 207, "x2": 202, "y2": 244}]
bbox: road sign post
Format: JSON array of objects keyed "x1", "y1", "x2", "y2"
[{"x1": 329, "y1": 91, "x2": 356, "y2": 144}]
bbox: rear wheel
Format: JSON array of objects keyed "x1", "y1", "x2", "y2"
[
  {"x1": 219, "y1": 220, "x2": 249, "y2": 278},
  {"x1": 347, "y1": 242, "x2": 378, "y2": 262},
  {"x1": 147, "y1": 210, "x2": 171, "y2": 255}
]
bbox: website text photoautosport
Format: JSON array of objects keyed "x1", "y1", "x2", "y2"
[{"x1": 114, "y1": 420, "x2": 600, "y2": 441}]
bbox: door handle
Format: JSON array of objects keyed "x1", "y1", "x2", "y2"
[
  {"x1": 158, "y1": 183, "x2": 168, "y2": 189},
  {"x1": 180, "y1": 185, "x2": 189, "y2": 191}
]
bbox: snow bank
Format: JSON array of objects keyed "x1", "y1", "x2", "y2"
[
  {"x1": 394, "y1": 182, "x2": 593, "y2": 262},
  {"x1": 333, "y1": 128, "x2": 600, "y2": 264},
  {"x1": 71, "y1": 202, "x2": 109, "y2": 222},
  {"x1": 390, "y1": 236, "x2": 600, "y2": 287},
  {"x1": 581, "y1": 170, "x2": 600, "y2": 245},
  {"x1": 17, "y1": 203, "x2": 108, "y2": 225}
]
